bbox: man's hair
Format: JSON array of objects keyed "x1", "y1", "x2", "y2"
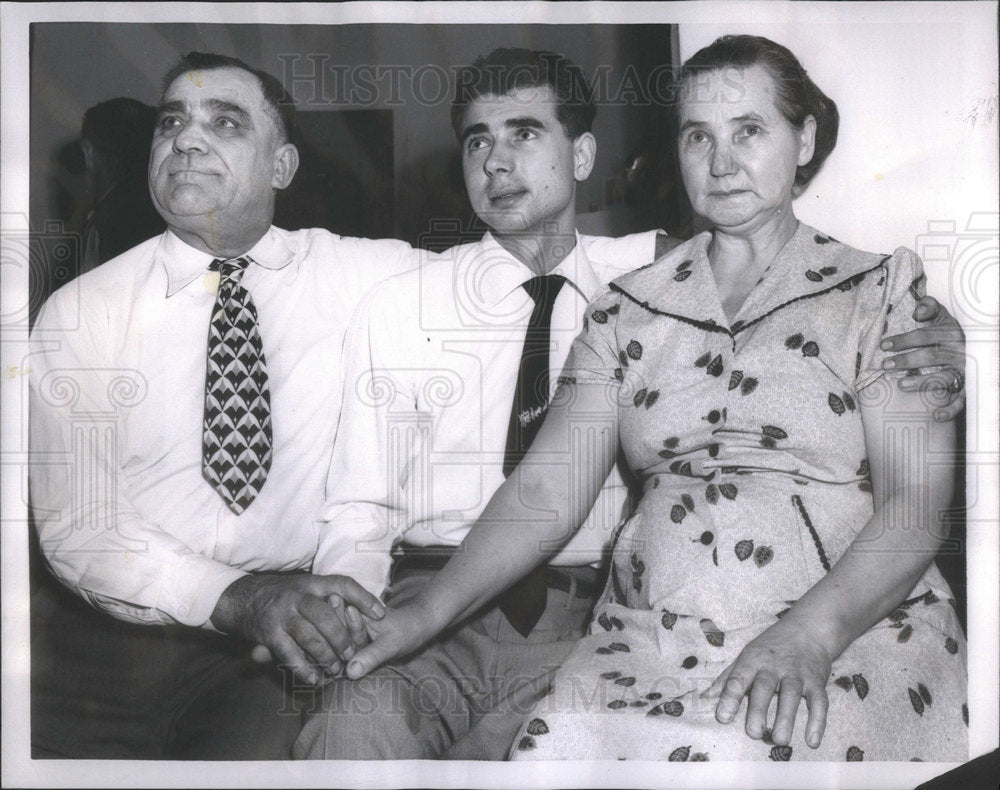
[
  {"x1": 678, "y1": 35, "x2": 839, "y2": 189},
  {"x1": 161, "y1": 52, "x2": 297, "y2": 144},
  {"x1": 451, "y1": 48, "x2": 596, "y2": 140},
  {"x1": 81, "y1": 97, "x2": 156, "y2": 177}
]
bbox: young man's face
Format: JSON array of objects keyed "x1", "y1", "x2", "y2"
[{"x1": 459, "y1": 84, "x2": 594, "y2": 239}]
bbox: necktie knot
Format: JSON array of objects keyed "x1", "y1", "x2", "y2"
[
  {"x1": 210, "y1": 257, "x2": 251, "y2": 284},
  {"x1": 522, "y1": 274, "x2": 566, "y2": 309}
]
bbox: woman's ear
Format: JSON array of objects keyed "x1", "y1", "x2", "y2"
[{"x1": 797, "y1": 115, "x2": 817, "y2": 167}]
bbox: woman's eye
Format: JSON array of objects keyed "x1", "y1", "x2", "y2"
[
  {"x1": 687, "y1": 130, "x2": 709, "y2": 144},
  {"x1": 740, "y1": 124, "x2": 761, "y2": 138}
]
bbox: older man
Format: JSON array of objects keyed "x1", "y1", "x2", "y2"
[{"x1": 29, "y1": 52, "x2": 417, "y2": 759}]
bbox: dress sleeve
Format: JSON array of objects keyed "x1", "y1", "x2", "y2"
[
  {"x1": 558, "y1": 288, "x2": 624, "y2": 386},
  {"x1": 855, "y1": 247, "x2": 929, "y2": 392}
]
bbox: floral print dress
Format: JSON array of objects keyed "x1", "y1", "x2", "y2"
[{"x1": 510, "y1": 224, "x2": 967, "y2": 762}]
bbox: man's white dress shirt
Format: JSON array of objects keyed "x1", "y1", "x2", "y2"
[
  {"x1": 315, "y1": 231, "x2": 660, "y2": 596},
  {"x1": 30, "y1": 227, "x2": 418, "y2": 628}
]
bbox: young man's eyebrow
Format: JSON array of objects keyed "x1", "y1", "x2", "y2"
[
  {"x1": 503, "y1": 116, "x2": 546, "y2": 131},
  {"x1": 460, "y1": 121, "x2": 490, "y2": 142}
]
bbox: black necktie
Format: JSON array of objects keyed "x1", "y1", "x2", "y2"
[
  {"x1": 498, "y1": 274, "x2": 566, "y2": 636},
  {"x1": 202, "y1": 257, "x2": 272, "y2": 514}
]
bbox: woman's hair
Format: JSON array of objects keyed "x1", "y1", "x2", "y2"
[{"x1": 678, "y1": 35, "x2": 839, "y2": 189}]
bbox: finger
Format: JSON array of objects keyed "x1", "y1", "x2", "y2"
[
  {"x1": 345, "y1": 604, "x2": 369, "y2": 649},
  {"x1": 288, "y1": 607, "x2": 342, "y2": 668},
  {"x1": 346, "y1": 630, "x2": 408, "y2": 679},
  {"x1": 932, "y1": 394, "x2": 966, "y2": 423},
  {"x1": 320, "y1": 576, "x2": 385, "y2": 620},
  {"x1": 912, "y1": 295, "x2": 941, "y2": 321},
  {"x1": 883, "y1": 346, "x2": 964, "y2": 372},
  {"x1": 715, "y1": 671, "x2": 749, "y2": 724},
  {"x1": 269, "y1": 630, "x2": 322, "y2": 687},
  {"x1": 744, "y1": 672, "x2": 778, "y2": 739},
  {"x1": 770, "y1": 675, "x2": 804, "y2": 746},
  {"x1": 896, "y1": 370, "x2": 966, "y2": 413},
  {"x1": 251, "y1": 644, "x2": 273, "y2": 664},
  {"x1": 299, "y1": 595, "x2": 356, "y2": 664},
  {"x1": 702, "y1": 663, "x2": 734, "y2": 700},
  {"x1": 881, "y1": 325, "x2": 964, "y2": 353},
  {"x1": 803, "y1": 684, "x2": 829, "y2": 748}
]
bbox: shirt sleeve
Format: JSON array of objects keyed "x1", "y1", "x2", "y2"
[
  {"x1": 559, "y1": 288, "x2": 626, "y2": 387},
  {"x1": 311, "y1": 286, "x2": 415, "y2": 598},
  {"x1": 29, "y1": 290, "x2": 245, "y2": 628},
  {"x1": 580, "y1": 230, "x2": 662, "y2": 281},
  {"x1": 855, "y1": 247, "x2": 929, "y2": 392}
]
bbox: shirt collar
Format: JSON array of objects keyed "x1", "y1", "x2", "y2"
[
  {"x1": 611, "y1": 223, "x2": 888, "y2": 333},
  {"x1": 158, "y1": 226, "x2": 296, "y2": 297},
  {"x1": 472, "y1": 230, "x2": 602, "y2": 308}
]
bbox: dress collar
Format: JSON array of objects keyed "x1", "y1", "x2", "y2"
[
  {"x1": 610, "y1": 223, "x2": 889, "y2": 335},
  {"x1": 159, "y1": 226, "x2": 295, "y2": 297}
]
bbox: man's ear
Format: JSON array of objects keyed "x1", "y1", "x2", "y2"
[
  {"x1": 272, "y1": 143, "x2": 300, "y2": 190},
  {"x1": 573, "y1": 132, "x2": 597, "y2": 182}
]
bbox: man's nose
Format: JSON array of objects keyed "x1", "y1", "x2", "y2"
[
  {"x1": 172, "y1": 121, "x2": 208, "y2": 154},
  {"x1": 709, "y1": 141, "x2": 737, "y2": 178},
  {"x1": 484, "y1": 140, "x2": 513, "y2": 176}
]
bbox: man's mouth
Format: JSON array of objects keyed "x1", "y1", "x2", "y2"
[{"x1": 488, "y1": 189, "x2": 526, "y2": 206}]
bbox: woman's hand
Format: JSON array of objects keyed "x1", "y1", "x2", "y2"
[
  {"x1": 345, "y1": 601, "x2": 441, "y2": 679},
  {"x1": 702, "y1": 617, "x2": 835, "y2": 749},
  {"x1": 883, "y1": 295, "x2": 966, "y2": 421}
]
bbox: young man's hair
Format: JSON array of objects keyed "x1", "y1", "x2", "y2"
[
  {"x1": 161, "y1": 52, "x2": 298, "y2": 144},
  {"x1": 451, "y1": 48, "x2": 596, "y2": 140}
]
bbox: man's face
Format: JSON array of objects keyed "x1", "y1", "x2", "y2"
[
  {"x1": 459, "y1": 85, "x2": 594, "y2": 238},
  {"x1": 149, "y1": 67, "x2": 289, "y2": 241}
]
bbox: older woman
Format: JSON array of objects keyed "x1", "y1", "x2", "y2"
[{"x1": 348, "y1": 35, "x2": 968, "y2": 762}]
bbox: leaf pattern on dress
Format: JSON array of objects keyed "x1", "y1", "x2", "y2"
[
  {"x1": 614, "y1": 676, "x2": 637, "y2": 687},
  {"x1": 801, "y1": 341, "x2": 820, "y2": 358},
  {"x1": 627, "y1": 340, "x2": 643, "y2": 360},
  {"x1": 681, "y1": 493, "x2": 695, "y2": 512},
  {"x1": 596, "y1": 647, "x2": 613, "y2": 655},
  {"x1": 591, "y1": 309, "x2": 608, "y2": 324},
  {"x1": 705, "y1": 484, "x2": 719, "y2": 504},
  {"x1": 690, "y1": 752, "x2": 709, "y2": 761},
  {"x1": 846, "y1": 745, "x2": 865, "y2": 761},
  {"x1": 785, "y1": 333, "x2": 804, "y2": 349},
  {"x1": 644, "y1": 390, "x2": 660, "y2": 409},
  {"x1": 729, "y1": 370, "x2": 744, "y2": 390},
  {"x1": 607, "y1": 699, "x2": 628, "y2": 710},
  {"x1": 681, "y1": 655, "x2": 698, "y2": 669},
  {"x1": 674, "y1": 270, "x2": 692, "y2": 282},
  {"x1": 820, "y1": 266, "x2": 838, "y2": 276},
  {"x1": 833, "y1": 676, "x2": 854, "y2": 692},
  {"x1": 663, "y1": 436, "x2": 680, "y2": 449},
  {"x1": 668, "y1": 746, "x2": 690, "y2": 761},
  {"x1": 609, "y1": 642, "x2": 630, "y2": 652},
  {"x1": 517, "y1": 735, "x2": 536, "y2": 751},
  {"x1": 805, "y1": 270, "x2": 823, "y2": 282},
  {"x1": 526, "y1": 718, "x2": 549, "y2": 736},
  {"x1": 735, "y1": 539, "x2": 755, "y2": 560},
  {"x1": 754, "y1": 545, "x2": 774, "y2": 567},
  {"x1": 856, "y1": 459, "x2": 870, "y2": 477},
  {"x1": 661, "y1": 611, "x2": 678, "y2": 630},
  {"x1": 769, "y1": 745, "x2": 793, "y2": 761},
  {"x1": 762, "y1": 425, "x2": 788, "y2": 439},
  {"x1": 962, "y1": 702, "x2": 968, "y2": 725},
  {"x1": 852, "y1": 673, "x2": 869, "y2": 700},
  {"x1": 707, "y1": 409, "x2": 722, "y2": 424},
  {"x1": 614, "y1": 367, "x2": 624, "y2": 382},
  {"x1": 842, "y1": 391, "x2": 856, "y2": 411},
  {"x1": 828, "y1": 392, "x2": 846, "y2": 415},
  {"x1": 908, "y1": 687, "x2": 925, "y2": 716},
  {"x1": 600, "y1": 670, "x2": 621, "y2": 680},
  {"x1": 610, "y1": 615, "x2": 624, "y2": 630},
  {"x1": 632, "y1": 388, "x2": 647, "y2": 408},
  {"x1": 945, "y1": 637, "x2": 959, "y2": 654},
  {"x1": 706, "y1": 354, "x2": 724, "y2": 377},
  {"x1": 700, "y1": 618, "x2": 725, "y2": 647},
  {"x1": 670, "y1": 504, "x2": 686, "y2": 524},
  {"x1": 917, "y1": 683, "x2": 932, "y2": 706},
  {"x1": 694, "y1": 351, "x2": 711, "y2": 368},
  {"x1": 815, "y1": 234, "x2": 835, "y2": 244},
  {"x1": 897, "y1": 624, "x2": 914, "y2": 643},
  {"x1": 740, "y1": 377, "x2": 759, "y2": 396},
  {"x1": 719, "y1": 483, "x2": 738, "y2": 500},
  {"x1": 598, "y1": 612, "x2": 613, "y2": 631}
]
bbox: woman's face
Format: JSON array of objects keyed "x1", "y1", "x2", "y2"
[{"x1": 677, "y1": 64, "x2": 816, "y2": 234}]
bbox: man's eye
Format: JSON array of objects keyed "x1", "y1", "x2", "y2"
[
  {"x1": 687, "y1": 130, "x2": 709, "y2": 144},
  {"x1": 466, "y1": 137, "x2": 489, "y2": 153},
  {"x1": 515, "y1": 128, "x2": 538, "y2": 141},
  {"x1": 216, "y1": 117, "x2": 240, "y2": 129},
  {"x1": 158, "y1": 116, "x2": 182, "y2": 131}
]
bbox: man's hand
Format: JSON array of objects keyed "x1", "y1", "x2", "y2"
[
  {"x1": 210, "y1": 573, "x2": 384, "y2": 686},
  {"x1": 702, "y1": 618, "x2": 834, "y2": 749},
  {"x1": 882, "y1": 295, "x2": 966, "y2": 421}
]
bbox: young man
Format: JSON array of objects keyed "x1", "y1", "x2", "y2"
[{"x1": 294, "y1": 48, "x2": 966, "y2": 760}]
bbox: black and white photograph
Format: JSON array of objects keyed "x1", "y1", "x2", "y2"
[{"x1": 2, "y1": 2, "x2": 997, "y2": 788}]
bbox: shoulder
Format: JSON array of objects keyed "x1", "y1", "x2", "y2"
[
  {"x1": 609, "y1": 231, "x2": 709, "y2": 293},
  {"x1": 285, "y1": 227, "x2": 419, "y2": 271},
  {"x1": 580, "y1": 230, "x2": 660, "y2": 282}
]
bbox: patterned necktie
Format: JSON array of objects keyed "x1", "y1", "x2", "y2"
[
  {"x1": 202, "y1": 257, "x2": 272, "y2": 514},
  {"x1": 499, "y1": 273, "x2": 567, "y2": 636}
]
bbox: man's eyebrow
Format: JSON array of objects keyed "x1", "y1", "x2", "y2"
[
  {"x1": 156, "y1": 100, "x2": 187, "y2": 116},
  {"x1": 504, "y1": 116, "x2": 546, "y2": 131},
  {"x1": 460, "y1": 122, "x2": 490, "y2": 142},
  {"x1": 208, "y1": 99, "x2": 252, "y2": 125}
]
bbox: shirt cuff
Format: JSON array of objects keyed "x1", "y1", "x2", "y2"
[{"x1": 157, "y1": 554, "x2": 248, "y2": 629}]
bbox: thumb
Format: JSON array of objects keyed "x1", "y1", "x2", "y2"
[
  {"x1": 346, "y1": 632, "x2": 401, "y2": 679},
  {"x1": 251, "y1": 644, "x2": 273, "y2": 664}
]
